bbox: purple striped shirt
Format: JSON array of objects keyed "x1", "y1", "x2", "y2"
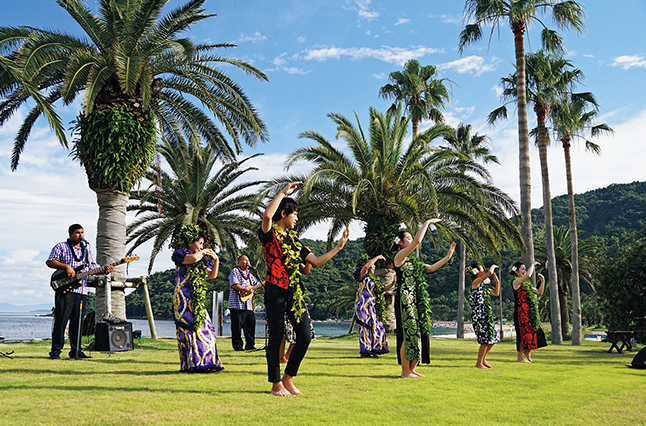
[
  {"x1": 48, "y1": 241, "x2": 100, "y2": 295},
  {"x1": 228, "y1": 267, "x2": 258, "y2": 311}
]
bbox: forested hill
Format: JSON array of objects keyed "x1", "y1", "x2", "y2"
[{"x1": 531, "y1": 181, "x2": 646, "y2": 239}]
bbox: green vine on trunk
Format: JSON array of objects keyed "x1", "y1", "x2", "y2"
[{"x1": 73, "y1": 103, "x2": 156, "y2": 192}]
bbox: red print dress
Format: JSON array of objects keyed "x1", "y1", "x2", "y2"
[{"x1": 512, "y1": 280, "x2": 538, "y2": 351}]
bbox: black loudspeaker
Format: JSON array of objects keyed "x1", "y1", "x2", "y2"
[
  {"x1": 95, "y1": 322, "x2": 134, "y2": 352},
  {"x1": 631, "y1": 346, "x2": 646, "y2": 369}
]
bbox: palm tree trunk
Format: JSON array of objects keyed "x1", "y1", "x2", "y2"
[
  {"x1": 94, "y1": 188, "x2": 128, "y2": 320},
  {"x1": 558, "y1": 282, "x2": 570, "y2": 339},
  {"x1": 563, "y1": 141, "x2": 583, "y2": 345},
  {"x1": 457, "y1": 242, "x2": 466, "y2": 339},
  {"x1": 512, "y1": 21, "x2": 536, "y2": 278},
  {"x1": 376, "y1": 267, "x2": 396, "y2": 333},
  {"x1": 536, "y1": 109, "x2": 563, "y2": 344}
]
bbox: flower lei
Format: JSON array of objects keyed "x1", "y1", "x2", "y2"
[
  {"x1": 401, "y1": 254, "x2": 432, "y2": 335},
  {"x1": 273, "y1": 223, "x2": 306, "y2": 323},
  {"x1": 522, "y1": 281, "x2": 542, "y2": 329}
]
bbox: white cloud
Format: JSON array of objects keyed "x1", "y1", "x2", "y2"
[
  {"x1": 491, "y1": 84, "x2": 504, "y2": 99},
  {"x1": 439, "y1": 55, "x2": 499, "y2": 76},
  {"x1": 372, "y1": 72, "x2": 387, "y2": 80},
  {"x1": 353, "y1": 0, "x2": 379, "y2": 21},
  {"x1": 297, "y1": 36, "x2": 306, "y2": 43},
  {"x1": 299, "y1": 45, "x2": 443, "y2": 66},
  {"x1": 428, "y1": 13, "x2": 462, "y2": 25},
  {"x1": 237, "y1": 31, "x2": 267, "y2": 44},
  {"x1": 395, "y1": 18, "x2": 410, "y2": 26},
  {"x1": 611, "y1": 55, "x2": 646, "y2": 70}
]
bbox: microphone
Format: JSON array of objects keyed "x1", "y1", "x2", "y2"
[{"x1": 80, "y1": 237, "x2": 91, "y2": 245}]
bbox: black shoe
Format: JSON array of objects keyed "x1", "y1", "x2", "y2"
[
  {"x1": 245, "y1": 347, "x2": 257, "y2": 351},
  {"x1": 234, "y1": 348, "x2": 244, "y2": 352},
  {"x1": 69, "y1": 351, "x2": 92, "y2": 359},
  {"x1": 49, "y1": 354, "x2": 61, "y2": 360}
]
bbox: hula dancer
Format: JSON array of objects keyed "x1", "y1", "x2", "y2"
[
  {"x1": 259, "y1": 181, "x2": 349, "y2": 396},
  {"x1": 510, "y1": 261, "x2": 546, "y2": 363},
  {"x1": 393, "y1": 219, "x2": 456, "y2": 378},
  {"x1": 467, "y1": 263, "x2": 501, "y2": 369}
]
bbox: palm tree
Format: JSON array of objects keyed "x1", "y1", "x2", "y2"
[
  {"x1": 549, "y1": 93, "x2": 613, "y2": 344},
  {"x1": 0, "y1": 0, "x2": 267, "y2": 316},
  {"x1": 379, "y1": 59, "x2": 450, "y2": 138},
  {"x1": 127, "y1": 137, "x2": 266, "y2": 273},
  {"x1": 488, "y1": 51, "x2": 583, "y2": 344},
  {"x1": 273, "y1": 107, "x2": 522, "y2": 331},
  {"x1": 440, "y1": 123, "x2": 501, "y2": 339},
  {"x1": 535, "y1": 225, "x2": 603, "y2": 338},
  {"x1": 459, "y1": 0, "x2": 585, "y2": 277}
]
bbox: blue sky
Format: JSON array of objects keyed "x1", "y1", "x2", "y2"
[{"x1": 1, "y1": 0, "x2": 645, "y2": 307}]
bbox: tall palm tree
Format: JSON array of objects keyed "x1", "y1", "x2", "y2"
[
  {"x1": 459, "y1": 0, "x2": 585, "y2": 277},
  {"x1": 0, "y1": 0, "x2": 267, "y2": 316},
  {"x1": 550, "y1": 93, "x2": 613, "y2": 344},
  {"x1": 379, "y1": 59, "x2": 450, "y2": 138},
  {"x1": 127, "y1": 137, "x2": 266, "y2": 273},
  {"x1": 535, "y1": 225, "x2": 603, "y2": 338},
  {"x1": 440, "y1": 123, "x2": 501, "y2": 339},
  {"x1": 489, "y1": 51, "x2": 583, "y2": 344},
  {"x1": 273, "y1": 107, "x2": 522, "y2": 331}
]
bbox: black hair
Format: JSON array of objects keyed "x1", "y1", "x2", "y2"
[
  {"x1": 238, "y1": 254, "x2": 249, "y2": 261},
  {"x1": 68, "y1": 223, "x2": 83, "y2": 235},
  {"x1": 392, "y1": 229, "x2": 410, "y2": 252},
  {"x1": 510, "y1": 261, "x2": 524, "y2": 276},
  {"x1": 468, "y1": 263, "x2": 481, "y2": 279},
  {"x1": 272, "y1": 197, "x2": 299, "y2": 222}
]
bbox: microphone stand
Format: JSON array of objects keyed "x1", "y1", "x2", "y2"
[{"x1": 74, "y1": 298, "x2": 83, "y2": 360}]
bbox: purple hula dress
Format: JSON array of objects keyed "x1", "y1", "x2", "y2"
[
  {"x1": 353, "y1": 267, "x2": 389, "y2": 355},
  {"x1": 172, "y1": 248, "x2": 224, "y2": 372}
]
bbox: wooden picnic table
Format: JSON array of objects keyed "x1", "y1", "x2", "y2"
[{"x1": 606, "y1": 330, "x2": 635, "y2": 353}]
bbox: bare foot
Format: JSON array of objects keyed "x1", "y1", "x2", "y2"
[
  {"x1": 517, "y1": 358, "x2": 531, "y2": 363},
  {"x1": 360, "y1": 353, "x2": 371, "y2": 358},
  {"x1": 371, "y1": 354, "x2": 379, "y2": 358},
  {"x1": 475, "y1": 364, "x2": 488, "y2": 369},
  {"x1": 411, "y1": 370, "x2": 425, "y2": 378},
  {"x1": 279, "y1": 357, "x2": 288, "y2": 364},
  {"x1": 400, "y1": 372, "x2": 422, "y2": 378},
  {"x1": 282, "y1": 375, "x2": 303, "y2": 395},
  {"x1": 270, "y1": 382, "x2": 294, "y2": 397},
  {"x1": 483, "y1": 362, "x2": 492, "y2": 368}
]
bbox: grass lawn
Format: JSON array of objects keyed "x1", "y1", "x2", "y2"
[{"x1": 1, "y1": 334, "x2": 644, "y2": 425}]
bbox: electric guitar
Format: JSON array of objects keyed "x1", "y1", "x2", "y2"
[
  {"x1": 238, "y1": 282, "x2": 265, "y2": 303},
  {"x1": 50, "y1": 256, "x2": 139, "y2": 293}
]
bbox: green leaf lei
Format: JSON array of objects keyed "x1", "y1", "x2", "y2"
[
  {"x1": 370, "y1": 272, "x2": 386, "y2": 323},
  {"x1": 482, "y1": 283, "x2": 496, "y2": 338},
  {"x1": 401, "y1": 254, "x2": 432, "y2": 335},
  {"x1": 273, "y1": 223, "x2": 306, "y2": 323},
  {"x1": 522, "y1": 281, "x2": 542, "y2": 329}
]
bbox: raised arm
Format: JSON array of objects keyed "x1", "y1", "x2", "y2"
[
  {"x1": 359, "y1": 254, "x2": 385, "y2": 278},
  {"x1": 425, "y1": 241, "x2": 456, "y2": 272},
  {"x1": 184, "y1": 248, "x2": 219, "y2": 279},
  {"x1": 534, "y1": 273, "x2": 545, "y2": 296},
  {"x1": 490, "y1": 268, "x2": 501, "y2": 297},
  {"x1": 262, "y1": 181, "x2": 302, "y2": 233},
  {"x1": 304, "y1": 228, "x2": 350, "y2": 267},
  {"x1": 471, "y1": 264, "x2": 498, "y2": 289},
  {"x1": 393, "y1": 219, "x2": 441, "y2": 267}
]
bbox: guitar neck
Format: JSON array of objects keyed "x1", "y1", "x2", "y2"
[{"x1": 75, "y1": 259, "x2": 124, "y2": 281}]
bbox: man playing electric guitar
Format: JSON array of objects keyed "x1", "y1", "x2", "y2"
[
  {"x1": 46, "y1": 224, "x2": 113, "y2": 360},
  {"x1": 228, "y1": 255, "x2": 263, "y2": 351}
]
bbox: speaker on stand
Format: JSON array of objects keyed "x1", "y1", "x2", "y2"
[
  {"x1": 95, "y1": 322, "x2": 134, "y2": 352},
  {"x1": 630, "y1": 346, "x2": 646, "y2": 369}
]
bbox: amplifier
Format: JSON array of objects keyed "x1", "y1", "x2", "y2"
[{"x1": 95, "y1": 322, "x2": 133, "y2": 352}]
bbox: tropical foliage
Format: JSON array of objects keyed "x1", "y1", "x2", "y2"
[
  {"x1": 127, "y1": 137, "x2": 265, "y2": 273},
  {"x1": 379, "y1": 59, "x2": 450, "y2": 137},
  {"x1": 459, "y1": 0, "x2": 586, "y2": 284}
]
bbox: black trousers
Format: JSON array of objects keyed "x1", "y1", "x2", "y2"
[
  {"x1": 230, "y1": 309, "x2": 256, "y2": 350},
  {"x1": 264, "y1": 284, "x2": 312, "y2": 383},
  {"x1": 50, "y1": 292, "x2": 86, "y2": 357}
]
